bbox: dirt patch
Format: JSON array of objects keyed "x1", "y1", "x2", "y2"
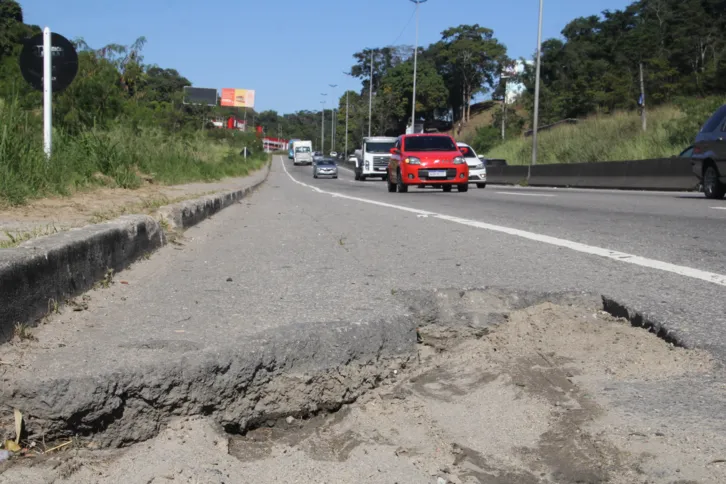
[
  {"x1": 0, "y1": 172, "x2": 264, "y2": 244},
  {"x1": 1, "y1": 295, "x2": 724, "y2": 483}
]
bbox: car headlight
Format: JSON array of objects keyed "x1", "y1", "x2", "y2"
[
  {"x1": 473, "y1": 162, "x2": 484, "y2": 170},
  {"x1": 405, "y1": 156, "x2": 421, "y2": 165},
  {"x1": 453, "y1": 156, "x2": 466, "y2": 165}
]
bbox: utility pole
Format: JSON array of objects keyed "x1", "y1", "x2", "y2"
[
  {"x1": 320, "y1": 100, "x2": 326, "y2": 152},
  {"x1": 321, "y1": 93, "x2": 327, "y2": 152},
  {"x1": 329, "y1": 84, "x2": 338, "y2": 153},
  {"x1": 368, "y1": 52, "x2": 374, "y2": 138},
  {"x1": 345, "y1": 91, "x2": 349, "y2": 157},
  {"x1": 409, "y1": 0, "x2": 428, "y2": 134},
  {"x1": 639, "y1": 62, "x2": 647, "y2": 132},
  {"x1": 530, "y1": 0, "x2": 544, "y2": 176},
  {"x1": 500, "y1": 73, "x2": 509, "y2": 140}
]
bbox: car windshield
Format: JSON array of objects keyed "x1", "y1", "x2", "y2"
[
  {"x1": 319, "y1": 159, "x2": 335, "y2": 165},
  {"x1": 405, "y1": 136, "x2": 457, "y2": 152},
  {"x1": 365, "y1": 142, "x2": 395, "y2": 154},
  {"x1": 296, "y1": 147, "x2": 310, "y2": 153},
  {"x1": 458, "y1": 145, "x2": 478, "y2": 158}
]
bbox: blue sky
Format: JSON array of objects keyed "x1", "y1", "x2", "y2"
[{"x1": 21, "y1": 0, "x2": 633, "y2": 114}]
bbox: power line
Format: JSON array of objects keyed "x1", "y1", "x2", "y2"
[{"x1": 390, "y1": 6, "x2": 417, "y2": 46}]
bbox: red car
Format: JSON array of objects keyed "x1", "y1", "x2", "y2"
[{"x1": 387, "y1": 134, "x2": 470, "y2": 193}]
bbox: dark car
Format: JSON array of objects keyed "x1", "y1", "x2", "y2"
[
  {"x1": 692, "y1": 104, "x2": 726, "y2": 199},
  {"x1": 313, "y1": 158, "x2": 338, "y2": 179}
]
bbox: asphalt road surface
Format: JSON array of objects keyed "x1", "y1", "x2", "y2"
[{"x1": 2, "y1": 155, "x2": 725, "y2": 383}]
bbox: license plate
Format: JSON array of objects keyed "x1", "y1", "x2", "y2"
[{"x1": 429, "y1": 170, "x2": 446, "y2": 177}]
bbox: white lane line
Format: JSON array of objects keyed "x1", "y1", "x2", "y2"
[
  {"x1": 496, "y1": 191, "x2": 555, "y2": 198},
  {"x1": 711, "y1": 207, "x2": 726, "y2": 211},
  {"x1": 279, "y1": 157, "x2": 726, "y2": 287}
]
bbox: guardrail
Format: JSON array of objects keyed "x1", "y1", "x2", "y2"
[
  {"x1": 487, "y1": 158, "x2": 698, "y2": 191},
  {"x1": 336, "y1": 156, "x2": 698, "y2": 192}
]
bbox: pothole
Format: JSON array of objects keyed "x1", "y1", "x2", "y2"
[{"x1": 1, "y1": 289, "x2": 724, "y2": 484}]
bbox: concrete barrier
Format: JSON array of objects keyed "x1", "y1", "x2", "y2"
[{"x1": 487, "y1": 158, "x2": 698, "y2": 191}]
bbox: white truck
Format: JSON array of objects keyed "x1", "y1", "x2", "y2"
[
  {"x1": 354, "y1": 136, "x2": 398, "y2": 181},
  {"x1": 292, "y1": 140, "x2": 313, "y2": 165}
]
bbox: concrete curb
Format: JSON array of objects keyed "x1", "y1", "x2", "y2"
[
  {"x1": 0, "y1": 216, "x2": 164, "y2": 341},
  {"x1": 156, "y1": 161, "x2": 271, "y2": 230},
  {"x1": 0, "y1": 161, "x2": 271, "y2": 340}
]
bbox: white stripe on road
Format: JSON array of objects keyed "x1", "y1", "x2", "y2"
[
  {"x1": 279, "y1": 157, "x2": 726, "y2": 287},
  {"x1": 711, "y1": 207, "x2": 726, "y2": 211},
  {"x1": 496, "y1": 191, "x2": 556, "y2": 198}
]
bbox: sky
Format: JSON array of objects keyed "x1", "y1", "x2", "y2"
[{"x1": 21, "y1": 0, "x2": 634, "y2": 115}]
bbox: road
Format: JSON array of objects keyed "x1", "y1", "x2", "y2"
[
  {"x1": 3, "y1": 155, "x2": 726, "y2": 482},
  {"x1": 2, "y1": 154, "x2": 725, "y2": 379}
]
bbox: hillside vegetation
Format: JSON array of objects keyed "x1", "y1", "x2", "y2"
[{"x1": 485, "y1": 96, "x2": 726, "y2": 165}]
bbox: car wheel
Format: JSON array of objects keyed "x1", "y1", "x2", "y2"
[
  {"x1": 457, "y1": 184, "x2": 469, "y2": 193},
  {"x1": 387, "y1": 174, "x2": 397, "y2": 192},
  {"x1": 442, "y1": 185, "x2": 452, "y2": 192},
  {"x1": 396, "y1": 171, "x2": 408, "y2": 193},
  {"x1": 704, "y1": 165, "x2": 725, "y2": 199},
  {"x1": 477, "y1": 183, "x2": 487, "y2": 189},
  {"x1": 333, "y1": 175, "x2": 338, "y2": 179},
  {"x1": 360, "y1": 175, "x2": 367, "y2": 181}
]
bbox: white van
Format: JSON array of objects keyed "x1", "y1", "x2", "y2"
[{"x1": 293, "y1": 140, "x2": 313, "y2": 165}]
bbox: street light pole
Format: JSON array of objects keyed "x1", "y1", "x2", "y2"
[
  {"x1": 329, "y1": 84, "x2": 337, "y2": 153},
  {"x1": 409, "y1": 0, "x2": 428, "y2": 134},
  {"x1": 320, "y1": 96, "x2": 327, "y2": 152},
  {"x1": 368, "y1": 52, "x2": 374, "y2": 138},
  {"x1": 345, "y1": 91, "x2": 349, "y2": 158},
  {"x1": 531, "y1": 0, "x2": 544, "y2": 172}
]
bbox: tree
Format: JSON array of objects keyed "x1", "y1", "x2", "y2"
[{"x1": 432, "y1": 25, "x2": 508, "y2": 124}]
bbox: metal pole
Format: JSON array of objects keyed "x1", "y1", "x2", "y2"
[
  {"x1": 410, "y1": 1, "x2": 421, "y2": 133},
  {"x1": 531, "y1": 0, "x2": 544, "y2": 172},
  {"x1": 43, "y1": 27, "x2": 52, "y2": 159},
  {"x1": 639, "y1": 62, "x2": 647, "y2": 132},
  {"x1": 329, "y1": 84, "x2": 337, "y2": 153},
  {"x1": 368, "y1": 52, "x2": 373, "y2": 137},
  {"x1": 345, "y1": 91, "x2": 349, "y2": 157},
  {"x1": 321, "y1": 100, "x2": 326, "y2": 153},
  {"x1": 501, "y1": 78, "x2": 507, "y2": 140}
]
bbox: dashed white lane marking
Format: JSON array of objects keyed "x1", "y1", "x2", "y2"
[
  {"x1": 279, "y1": 157, "x2": 726, "y2": 287},
  {"x1": 711, "y1": 207, "x2": 726, "y2": 211},
  {"x1": 496, "y1": 191, "x2": 556, "y2": 197}
]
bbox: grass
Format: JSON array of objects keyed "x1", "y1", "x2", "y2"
[
  {"x1": 0, "y1": 98, "x2": 268, "y2": 206},
  {"x1": 485, "y1": 106, "x2": 688, "y2": 165},
  {"x1": 1, "y1": 225, "x2": 62, "y2": 248},
  {"x1": 13, "y1": 323, "x2": 36, "y2": 342}
]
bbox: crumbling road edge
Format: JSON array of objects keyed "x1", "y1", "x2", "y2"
[{"x1": 0, "y1": 161, "x2": 271, "y2": 340}]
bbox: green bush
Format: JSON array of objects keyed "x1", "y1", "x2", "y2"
[{"x1": 0, "y1": 98, "x2": 267, "y2": 205}]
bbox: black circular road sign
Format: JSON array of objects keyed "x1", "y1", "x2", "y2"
[{"x1": 19, "y1": 32, "x2": 79, "y2": 92}]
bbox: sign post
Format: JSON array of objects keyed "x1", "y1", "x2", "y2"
[
  {"x1": 19, "y1": 28, "x2": 79, "y2": 159},
  {"x1": 43, "y1": 28, "x2": 52, "y2": 158}
]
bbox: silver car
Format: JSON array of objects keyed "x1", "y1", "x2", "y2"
[{"x1": 313, "y1": 158, "x2": 338, "y2": 179}]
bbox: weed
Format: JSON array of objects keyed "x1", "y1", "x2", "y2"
[
  {"x1": 0, "y1": 225, "x2": 61, "y2": 248},
  {"x1": 13, "y1": 323, "x2": 36, "y2": 342},
  {"x1": 48, "y1": 298, "x2": 60, "y2": 315},
  {"x1": 96, "y1": 268, "x2": 115, "y2": 289}
]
